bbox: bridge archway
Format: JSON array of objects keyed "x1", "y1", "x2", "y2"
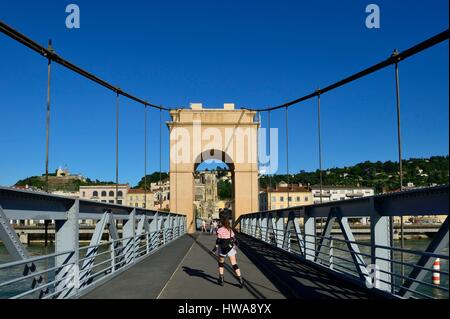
[
  {"x1": 194, "y1": 149, "x2": 235, "y2": 221},
  {"x1": 167, "y1": 105, "x2": 259, "y2": 233}
]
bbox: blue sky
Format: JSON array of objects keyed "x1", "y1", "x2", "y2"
[{"x1": 0, "y1": 0, "x2": 448, "y2": 186}]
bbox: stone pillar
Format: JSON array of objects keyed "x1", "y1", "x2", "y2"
[
  {"x1": 233, "y1": 169, "x2": 258, "y2": 222},
  {"x1": 170, "y1": 171, "x2": 195, "y2": 233},
  {"x1": 167, "y1": 106, "x2": 259, "y2": 234}
]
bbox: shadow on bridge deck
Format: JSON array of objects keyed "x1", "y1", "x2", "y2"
[{"x1": 81, "y1": 233, "x2": 386, "y2": 299}]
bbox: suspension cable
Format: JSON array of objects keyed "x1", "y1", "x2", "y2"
[
  {"x1": 0, "y1": 21, "x2": 172, "y2": 111},
  {"x1": 252, "y1": 30, "x2": 449, "y2": 112},
  {"x1": 317, "y1": 91, "x2": 325, "y2": 236},
  {"x1": 393, "y1": 50, "x2": 405, "y2": 284},
  {"x1": 1, "y1": 21, "x2": 447, "y2": 114},
  {"x1": 159, "y1": 108, "x2": 163, "y2": 210},
  {"x1": 44, "y1": 39, "x2": 52, "y2": 247},
  {"x1": 317, "y1": 91, "x2": 323, "y2": 204},
  {"x1": 251, "y1": 117, "x2": 253, "y2": 213},
  {"x1": 257, "y1": 111, "x2": 261, "y2": 211},
  {"x1": 285, "y1": 106, "x2": 290, "y2": 208},
  {"x1": 266, "y1": 110, "x2": 273, "y2": 211},
  {"x1": 174, "y1": 111, "x2": 179, "y2": 215},
  {"x1": 115, "y1": 91, "x2": 120, "y2": 204},
  {"x1": 144, "y1": 105, "x2": 148, "y2": 208},
  {"x1": 267, "y1": 110, "x2": 272, "y2": 193}
]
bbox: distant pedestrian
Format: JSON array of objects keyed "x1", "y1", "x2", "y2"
[
  {"x1": 212, "y1": 220, "x2": 218, "y2": 234},
  {"x1": 201, "y1": 219, "x2": 206, "y2": 232},
  {"x1": 209, "y1": 220, "x2": 214, "y2": 234},
  {"x1": 212, "y1": 218, "x2": 243, "y2": 288}
]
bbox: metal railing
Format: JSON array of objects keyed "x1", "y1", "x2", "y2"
[
  {"x1": 0, "y1": 186, "x2": 187, "y2": 299},
  {"x1": 237, "y1": 185, "x2": 449, "y2": 299}
]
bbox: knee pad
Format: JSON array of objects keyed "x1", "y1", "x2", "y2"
[
  {"x1": 232, "y1": 264, "x2": 239, "y2": 270},
  {"x1": 218, "y1": 262, "x2": 225, "y2": 268}
]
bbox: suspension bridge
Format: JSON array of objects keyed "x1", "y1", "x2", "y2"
[{"x1": 0, "y1": 21, "x2": 449, "y2": 299}]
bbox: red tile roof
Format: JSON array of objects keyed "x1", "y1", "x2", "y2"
[
  {"x1": 128, "y1": 188, "x2": 151, "y2": 194},
  {"x1": 261, "y1": 185, "x2": 311, "y2": 193}
]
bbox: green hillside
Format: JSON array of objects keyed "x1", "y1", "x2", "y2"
[
  {"x1": 259, "y1": 155, "x2": 449, "y2": 193},
  {"x1": 14, "y1": 156, "x2": 448, "y2": 194},
  {"x1": 15, "y1": 176, "x2": 115, "y2": 192}
]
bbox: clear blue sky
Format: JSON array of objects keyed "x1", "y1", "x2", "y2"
[{"x1": 0, "y1": 0, "x2": 448, "y2": 187}]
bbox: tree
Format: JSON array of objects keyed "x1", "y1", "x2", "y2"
[
  {"x1": 135, "y1": 172, "x2": 169, "y2": 189},
  {"x1": 218, "y1": 180, "x2": 232, "y2": 199},
  {"x1": 216, "y1": 166, "x2": 228, "y2": 178},
  {"x1": 14, "y1": 175, "x2": 115, "y2": 192},
  {"x1": 15, "y1": 176, "x2": 45, "y2": 189},
  {"x1": 258, "y1": 155, "x2": 449, "y2": 194}
]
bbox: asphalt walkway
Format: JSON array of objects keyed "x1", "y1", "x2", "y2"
[{"x1": 82, "y1": 232, "x2": 383, "y2": 299}]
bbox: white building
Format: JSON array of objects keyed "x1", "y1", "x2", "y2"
[
  {"x1": 150, "y1": 180, "x2": 170, "y2": 209},
  {"x1": 193, "y1": 171, "x2": 220, "y2": 219},
  {"x1": 259, "y1": 182, "x2": 313, "y2": 211},
  {"x1": 79, "y1": 184, "x2": 130, "y2": 205},
  {"x1": 51, "y1": 190, "x2": 79, "y2": 198},
  {"x1": 310, "y1": 186, "x2": 374, "y2": 204}
]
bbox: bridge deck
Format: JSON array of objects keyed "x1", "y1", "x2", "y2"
[{"x1": 82, "y1": 233, "x2": 383, "y2": 299}]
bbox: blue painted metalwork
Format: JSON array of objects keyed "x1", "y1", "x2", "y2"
[
  {"x1": 236, "y1": 185, "x2": 449, "y2": 299},
  {"x1": 0, "y1": 187, "x2": 187, "y2": 299}
]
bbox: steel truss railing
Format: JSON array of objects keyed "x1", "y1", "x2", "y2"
[
  {"x1": 236, "y1": 185, "x2": 449, "y2": 299},
  {"x1": 0, "y1": 187, "x2": 187, "y2": 299}
]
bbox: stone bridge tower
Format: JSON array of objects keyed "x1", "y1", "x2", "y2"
[{"x1": 167, "y1": 103, "x2": 259, "y2": 233}]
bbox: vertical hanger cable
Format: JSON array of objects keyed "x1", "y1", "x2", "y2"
[
  {"x1": 285, "y1": 106, "x2": 290, "y2": 208},
  {"x1": 115, "y1": 91, "x2": 120, "y2": 204},
  {"x1": 144, "y1": 105, "x2": 148, "y2": 208}
]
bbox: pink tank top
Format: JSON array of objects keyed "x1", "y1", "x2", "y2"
[{"x1": 217, "y1": 227, "x2": 234, "y2": 239}]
